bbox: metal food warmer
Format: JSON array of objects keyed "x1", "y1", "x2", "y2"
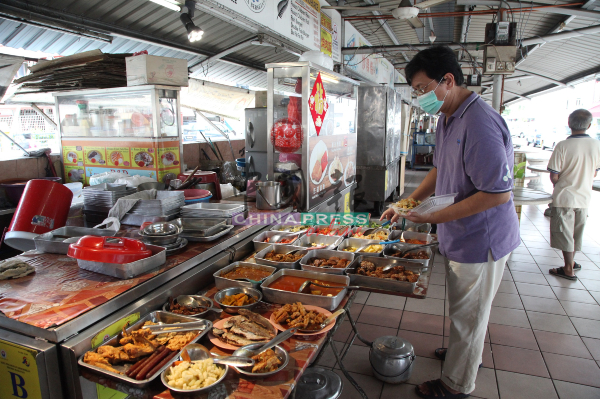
[
  {"x1": 247, "y1": 61, "x2": 360, "y2": 213},
  {"x1": 0, "y1": 223, "x2": 268, "y2": 398},
  {"x1": 354, "y1": 86, "x2": 406, "y2": 214},
  {"x1": 55, "y1": 85, "x2": 183, "y2": 185}
]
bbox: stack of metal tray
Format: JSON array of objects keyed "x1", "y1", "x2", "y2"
[
  {"x1": 345, "y1": 255, "x2": 423, "y2": 293},
  {"x1": 176, "y1": 218, "x2": 228, "y2": 237},
  {"x1": 181, "y1": 203, "x2": 245, "y2": 219},
  {"x1": 83, "y1": 183, "x2": 136, "y2": 212},
  {"x1": 78, "y1": 311, "x2": 212, "y2": 388},
  {"x1": 34, "y1": 226, "x2": 116, "y2": 254},
  {"x1": 123, "y1": 191, "x2": 185, "y2": 216}
]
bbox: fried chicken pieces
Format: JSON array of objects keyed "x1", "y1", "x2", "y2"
[
  {"x1": 357, "y1": 261, "x2": 419, "y2": 283},
  {"x1": 84, "y1": 321, "x2": 198, "y2": 375},
  {"x1": 251, "y1": 349, "x2": 282, "y2": 373},
  {"x1": 272, "y1": 302, "x2": 327, "y2": 330}
]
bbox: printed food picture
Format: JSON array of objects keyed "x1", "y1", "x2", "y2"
[
  {"x1": 110, "y1": 151, "x2": 129, "y2": 167},
  {"x1": 310, "y1": 140, "x2": 328, "y2": 185},
  {"x1": 67, "y1": 151, "x2": 78, "y2": 163},
  {"x1": 161, "y1": 151, "x2": 179, "y2": 166},
  {"x1": 135, "y1": 151, "x2": 154, "y2": 167},
  {"x1": 329, "y1": 156, "x2": 343, "y2": 184},
  {"x1": 344, "y1": 161, "x2": 355, "y2": 186},
  {"x1": 87, "y1": 150, "x2": 104, "y2": 164}
]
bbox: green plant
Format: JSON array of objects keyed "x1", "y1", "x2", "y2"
[{"x1": 514, "y1": 161, "x2": 526, "y2": 179}]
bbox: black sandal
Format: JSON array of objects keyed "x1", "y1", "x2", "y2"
[
  {"x1": 435, "y1": 348, "x2": 483, "y2": 368},
  {"x1": 550, "y1": 267, "x2": 577, "y2": 281},
  {"x1": 415, "y1": 379, "x2": 470, "y2": 399},
  {"x1": 574, "y1": 262, "x2": 582, "y2": 271}
]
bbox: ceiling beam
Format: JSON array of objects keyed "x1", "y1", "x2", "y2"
[
  {"x1": 515, "y1": 68, "x2": 573, "y2": 87},
  {"x1": 481, "y1": 89, "x2": 532, "y2": 100},
  {"x1": 520, "y1": 24, "x2": 600, "y2": 46},
  {"x1": 0, "y1": 0, "x2": 267, "y2": 72},
  {"x1": 189, "y1": 37, "x2": 257, "y2": 76},
  {"x1": 456, "y1": 0, "x2": 600, "y2": 19},
  {"x1": 342, "y1": 42, "x2": 485, "y2": 54}
]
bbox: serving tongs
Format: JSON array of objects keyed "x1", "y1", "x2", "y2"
[
  {"x1": 297, "y1": 280, "x2": 359, "y2": 294},
  {"x1": 181, "y1": 344, "x2": 255, "y2": 367},
  {"x1": 145, "y1": 321, "x2": 210, "y2": 335}
]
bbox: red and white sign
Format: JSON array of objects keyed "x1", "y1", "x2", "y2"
[{"x1": 308, "y1": 73, "x2": 328, "y2": 136}]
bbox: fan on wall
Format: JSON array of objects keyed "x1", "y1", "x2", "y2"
[{"x1": 323, "y1": 0, "x2": 455, "y2": 29}]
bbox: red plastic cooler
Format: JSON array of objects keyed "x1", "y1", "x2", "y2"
[{"x1": 5, "y1": 179, "x2": 73, "y2": 251}]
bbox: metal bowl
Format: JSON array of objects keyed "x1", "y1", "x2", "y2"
[
  {"x1": 162, "y1": 295, "x2": 216, "y2": 318},
  {"x1": 138, "y1": 182, "x2": 168, "y2": 191},
  {"x1": 232, "y1": 343, "x2": 289, "y2": 377},
  {"x1": 139, "y1": 232, "x2": 180, "y2": 246},
  {"x1": 213, "y1": 287, "x2": 263, "y2": 314},
  {"x1": 160, "y1": 346, "x2": 229, "y2": 394},
  {"x1": 142, "y1": 222, "x2": 179, "y2": 236}
]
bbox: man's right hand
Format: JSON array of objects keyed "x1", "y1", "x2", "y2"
[{"x1": 380, "y1": 208, "x2": 401, "y2": 223}]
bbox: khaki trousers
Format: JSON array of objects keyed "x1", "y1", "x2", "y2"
[{"x1": 441, "y1": 251, "x2": 510, "y2": 394}]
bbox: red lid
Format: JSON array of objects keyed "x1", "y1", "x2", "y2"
[
  {"x1": 182, "y1": 189, "x2": 211, "y2": 200},
  {"x1": 68, "y1": 236, "x2": 152, "y2": 264}
]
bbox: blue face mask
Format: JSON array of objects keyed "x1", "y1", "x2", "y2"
[{"x1": 417, "y1": 79, "x2": 448, "y2": 115}]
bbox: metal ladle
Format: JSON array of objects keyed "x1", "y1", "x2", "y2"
[
  {"x1": 176, "y1": 295, "x2": 223, "y2": 313},
  {"x1": 181, "y1": 343, "x2": 255, "y2": 368},
  {"x1": 297, "y1": 281, "x2": 359, "y2": 294}
]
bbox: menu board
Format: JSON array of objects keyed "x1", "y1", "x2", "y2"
[
  {"x1": 131, "y1": 147, "x2": 155, "y2": 169},
  {"x1": 273, "y1": 0, "x2": 321, "y2": 51},
  {"x1": 157, "y1": 146, "x2": 180, "y2": 168},
  {"x1": 0, "y1": 339, "x2": 42, "y2": 399},
  {"x1": 308, "y1": 133, "x2": 357, "y2": 208},
  {"x1": 106, "y1": 147, "x2": 131, "y2": 168},
  {"x1": 64, "y1": 165, "x2": 86, "y2": 184},
  {"x1": 320, "y1": 12, "x2": 332, "y2": 57},
  {"x1": 83, "y1": 146, "x2": 106, "y2": 166}
]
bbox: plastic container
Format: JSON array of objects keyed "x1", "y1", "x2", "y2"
[
  {"x1": 0, "y1": 177, "x2": 62, "y2": 206},
  {"x1": 5, "y1": 179, "x2": 73, "y2": 251}
]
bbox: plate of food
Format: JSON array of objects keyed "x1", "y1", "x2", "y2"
[
  {"x1": 209, "y1": 309, "x2": 276, "y2": 350},
  {"x1": 66, "y1": 151, "x2": 78, "y2": 163},
  {"x1": 270, "y1": 303, "x2": 334, "y2": 336},
  {"x1": 310, "y1": 140, "x2": 328, "y2": 185},
  {"x1": 161, "y1": 151, "x2": 178, "y2": 166},
  {"x1": 87, "y1": 150, "x2": 103, "y2": 164},
  {"x1": 110, "y1": 151, "x2": 127, "y2": 167},
  {"x1": 344, "y1": 161, "x2": 355, "y2": 186},
  {"x1": 328, "y1": 156, "x2": 344, "y2": 185},
  {"x1": 390, "y1": 198, "x2": 422, "y2": 215},
  {"x1": 134, "y1": 151, "x2": 154, "y2": 167}
]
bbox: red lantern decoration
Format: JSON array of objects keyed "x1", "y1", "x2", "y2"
[{"x1": 270, "y1": 118, "x2": 303, "y2": 153}]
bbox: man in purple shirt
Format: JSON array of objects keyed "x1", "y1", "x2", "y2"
[{"x1": 382, "y1": 46, "x2": 520, "y2": 398}]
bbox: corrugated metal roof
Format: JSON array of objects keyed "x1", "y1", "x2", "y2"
[{"x1": 0, "y1": 0, "x2": 599, "y2": 103}]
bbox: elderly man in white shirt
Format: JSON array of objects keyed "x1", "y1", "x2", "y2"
[{"x1": 547, "y1": 109, "x2": 600, "y2": 280}]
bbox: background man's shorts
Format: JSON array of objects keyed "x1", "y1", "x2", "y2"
[{"x1": 550, "y1": 207, "x2": 588, "y2": 252}]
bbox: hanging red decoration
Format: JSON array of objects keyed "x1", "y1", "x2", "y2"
[
  {"x1": 270, "y1": 118, "x2": 304, "y2": 153},
  {"x1": 308, "y1": 73, "x2": 328, "y2": 136}
]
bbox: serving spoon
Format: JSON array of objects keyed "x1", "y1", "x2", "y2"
[{"x1": 181, "y1": 344, "x2": 255, "y2": 367}]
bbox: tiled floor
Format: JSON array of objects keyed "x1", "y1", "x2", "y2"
[{"x1": 314, "y1": 169, "x2": 600, "y2": 398}]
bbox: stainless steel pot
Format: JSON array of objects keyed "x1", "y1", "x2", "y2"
[
  {"x1": 256, "y1": 181, "x2": 292, "y2": 210},
  {"x1": 369, "y1": 336, "x2": 415, "y2": 384}
]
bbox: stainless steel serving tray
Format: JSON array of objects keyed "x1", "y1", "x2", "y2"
[
  {"x1": 175, "y1": 218, "x2": 227, "y2": 236},
  {"x1": 214, "y1": 262, "x2": 277, "y2": 290},
  {"x1": 294, "y1": 234, "x2": 343, "y2": 250},
  {"x1": 34, "y1": 226, "x2": 116, "y2": 254},
  {"x1": 121, "y1": 212, "x2": 180, "y2": 226},
  {"x1": 382, "y1": 244, "x2": 433, "y2": 267},
  {"x1": 391, "y1": 221, "x2": 432, "y2": 233},
  {"x1": 299, "y1": 249, "x2": 355, "y2": 275},
  {"x1": 337, "y1": 237, "x2": 384, "y2": 256},
  {"x1": 253, "y1": 231, "x2": 301, "y2": 252},
  {"x1": 311, "y1": 225, "x2": 353, "y2": 237},
  {"x1": 270, "y1": 224, "x2": 310, "y2": 235},
  {"x1": 349, "y1": 227, "x2": 391, "y2": 240},
  {"x1": 76, "y1": 244, "x2": 166, "y2": 279},
  {"x1": 78, "y1": 311, "x2": 212, "y2": 388},
  {"x1": 345, "y1": 255, "x2": 423, "y2": 293},
  {"x1": 388, "y1": 230, "x2": 433, "y2": 244},
  {"x1": 180, "y1": 225, "x2": 234, "y2": 242},
  {"x1": 260, "y1": 269, "x2": 351, "y2": 311},
  {"x1": 254, "y1": 244, "x2": 308, "y2": 269},
  {"x1": 181, "y1": 203, "x2": 245, "y2": 218}
]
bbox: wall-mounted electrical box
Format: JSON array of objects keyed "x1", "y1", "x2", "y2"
[
  {"x1": 485, "y1": 22, "x2": 518, "y2": 45},
  {"x1": 483, "y1": 46, "x2": 517, "y2": 74}
]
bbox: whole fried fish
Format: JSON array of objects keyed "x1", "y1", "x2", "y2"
[{"x1": 212, "y1": 328, "x2": 257, "y2": 346}]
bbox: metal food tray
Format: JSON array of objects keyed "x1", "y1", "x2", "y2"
[
  {"x1": 78, "y1": 311, "x2": 212, "y2": 388},
  {"x1": 388, "y1": 230, "x2": 433, "y2": 244},
  {"x1": 34, "y1": 227, "x2": 116, "y2": 254},
  {"x1": 180, "y1": 225, "x2": 234, "y2": 242},
  {"x1": 345, "y1": 255, "x2": 423, "y2": 293},
  {"x1": 391, "y1": 221, "x2": 432, "y2": 233},
  {"x1": 299, "y1": 249, "x2": 355, "y2": 275},
  {"x1": 311, "y1": 225, "x2": 353, "y2": 237},
  {"x1": 76, "y1": 244, "x2": 166, "y2": 279},
  {"x1": 84, "y1": 183, "x2": 130, "y2": 192},
  {"x1": 349, "y1": 227, "x2": 391, "y2": 240},
  {"x1": 294, "y1": 234, "x2": 344, "y2": 250},
  {"x1": 260, "y1": 269, "x2": 351, "y2": 311},
  {"x1": 214, "y1": 262, "x2": 277, "y2": 290},
  {"x1": 254, "y1": 244, "x2": 308, "y2": 269},
  {"x1": 175, "y1": 218, "x2": 227, "y2": 236},
  {"x1": 120, "y1": 212, "x2": 180, "y2": 226},
  {"x1": 382, "y1": 244, "x2": 434, "y2": 267},
  {"x1": 181, "y1": 203, "x2": 245, "y2": 218},
  {"x1": 253, "y1": 231, "x2": 301, "y2": 252},
  {"x1": 270, "y1": 224, "x2": 310, "y2": 235},
  {"x1": 337, "y1": 238, "x2": 384, "y2": 256}
]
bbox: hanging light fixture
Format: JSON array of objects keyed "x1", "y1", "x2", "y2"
[
  {"x1": 429, "y1": 31, "x2": 437, "y2": 43},
  {"x1": 180, "y1": 0, "x2": 204, "y2": 42}
]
